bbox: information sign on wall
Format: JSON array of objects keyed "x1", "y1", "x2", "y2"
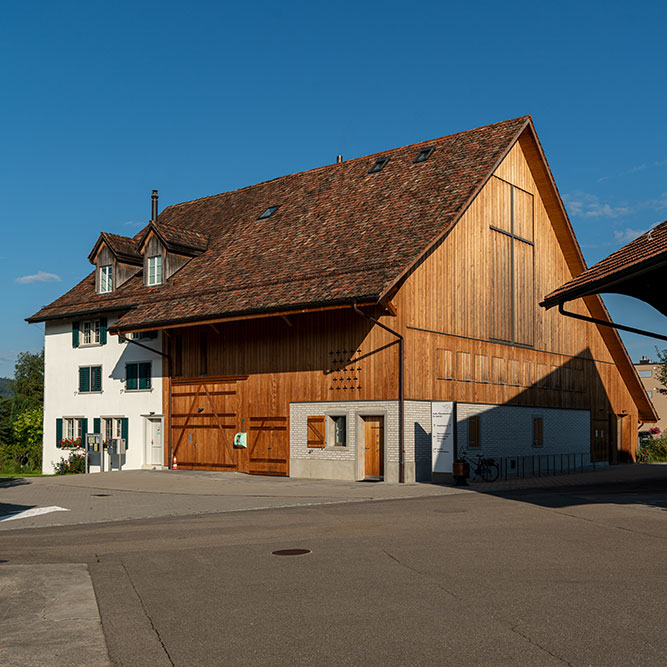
[{"x1": 431, "y1": 401, "x2": 455, "y2": 473}]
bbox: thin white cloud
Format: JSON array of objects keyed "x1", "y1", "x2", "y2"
[
  {"x1": 0, "y1": 350, "x2": 16, "y2": 364},
  {"x1": 123, "y1": 220, "x2": 145, "y2": 228},
  {"x1": 613, "y1": 228, "x2": 648, "y2": 244},
  {"x1": 564, "y1": 192, "x2": 632, "y2": 218},
  {"x1": 16, "y1": 271, "x2": 62, "y2": 284}
]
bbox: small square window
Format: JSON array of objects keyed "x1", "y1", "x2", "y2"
[
  {"x1": 125, "y1": 362, "x2": 152, "y2": 391},
  {"x1": 413, "y1": 147, "x2": 434, "y2": 163},
  {"x1": 258, "y1": 206, "x2": 280, "y2": 220},
  {"x1": 79, "y1": 366, "x2": 102, "y2": 393},
  {"x1": 81, "y1": 320, "x2": 101, "y2": 346},
  {"x1": 368, "y1": 157, "x2": 389, "y2": 174}
]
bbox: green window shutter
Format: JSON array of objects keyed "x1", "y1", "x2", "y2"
[
  {"x1": 93, "y1": 418, "x2": 101, "y2": 434},
  {"x1": 81, "y1": 418, "x2": 88, "y2": 440},
  {"x1": 72, "y1": 322, "x2": 80, "y2": 348},
  {"x1": 92, "y1": 366, "x2": 102, "y2": 392},
  {"x1": 79, "y1": 367, "x2": 90, "y2": 393},
  {"x1": 121, "y1": 417, "x2": 129, "y2": 449},
  {"x1": 126, "y1": 363, "x2": 138, "y2": 390},
  {"x1": 56, "y1": 418, "x2": 63, "y2": 448},
  {"x1": 139, "y1": 362, "x2": 151, "y2": 390},
  {"x1": 99, "y1": 317, "x2": 107, "y2": 345}
]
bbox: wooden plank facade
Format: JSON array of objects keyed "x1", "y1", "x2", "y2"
[{"x1": 158, "y1": 135, "x2": 645, "y2": 473}]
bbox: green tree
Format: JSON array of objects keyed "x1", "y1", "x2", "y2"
[
  {"x1": 0, "y1": 350, "x2": 44, "y2": 472},
  {"x1": 9, "y1": 407, "x2": 43, "y2": 470},
  {"x1": 11, "y1": 350, "x2": 44, "y2": 411}
]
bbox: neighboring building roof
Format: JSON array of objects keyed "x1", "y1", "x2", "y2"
[
  {"x1": 87, "y1": 232, "x2": 142, "y2": 265},
  {"x1": 28, "y1": 115, "x2": 531, "y2": 328},
  {"x1": 541, "y1": 220, "x2": 667, "y2": 315}
]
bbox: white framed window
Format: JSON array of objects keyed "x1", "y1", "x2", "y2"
[
  {"x1": 65, "y1": 418, "x2": 82, "y2": 440},
  {"x1": 147, "y1": 255, "x2": 163, "y2": 286},
  {"x1": 103, "y1": 417, "x2": 123, "y2": 442},
  {"x1": 100, "y1": 265, "x2": 113, "y2": 293},
  {"x1": 328, "y1": 415, "x2": 347, "y2": 447},
  {"x1": 81, "y1": 320, "x2": 101, "y2": 345}
]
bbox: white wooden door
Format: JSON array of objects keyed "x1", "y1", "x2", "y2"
[{"x1": 149, "y1": 418, "x2": 163, "y2": 466}]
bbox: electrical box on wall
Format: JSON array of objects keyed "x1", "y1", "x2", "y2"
[{"x1": 233, "y1": 432, "x2": 247, "y2": 448}]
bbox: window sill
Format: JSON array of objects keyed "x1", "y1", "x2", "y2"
[
  {"x1": 78, "y1": 343, "x2": 103, "y2": 348},
  {"x1": 77, "y1": 391, "x2": 103, "y2": 395},
  {"x1": 123, "y1": 388, "x2": 153, "y2": 393}
]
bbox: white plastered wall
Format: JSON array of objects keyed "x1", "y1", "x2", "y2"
[{"x1": 42, "y1": 317, "x2": 163, "y2": 473}]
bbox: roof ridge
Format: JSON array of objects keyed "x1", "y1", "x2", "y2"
[{"x1": 162, "y1": 115, "x2": 532, "y2": 212}]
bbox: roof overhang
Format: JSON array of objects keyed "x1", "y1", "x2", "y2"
[
  {"x1": 108, "y1": 299, "x2": 380, "y2": 335},
  {"x1": 541, "y1": 256, "x2": 667, "y2": 316}
]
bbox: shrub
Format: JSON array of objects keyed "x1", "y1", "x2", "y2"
[
  {"x1": 638, "y1": 437, "x2": 667, "y2": 463},
  {"x1": 53, "y1": 451, "x2": 86, "y2": 474}
]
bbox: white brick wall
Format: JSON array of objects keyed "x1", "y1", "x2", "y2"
[
  {"x1": 290, "y1": 400, "x2": 592, "y2": 481},
  {"x1": 455, "y1": 402, "x2": 591, "y2": 469}
]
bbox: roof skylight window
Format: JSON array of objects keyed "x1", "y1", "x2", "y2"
[
  {"x1": 368, "y1": 157, "x2": 390, "y2": 174},
  {"x1": 258, "y1": 205, "x2": 280, "y2": 220},
  {"x1": 414, "y1": 147, "x2": 435, "y2": 164}
]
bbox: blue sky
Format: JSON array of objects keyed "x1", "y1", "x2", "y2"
[{"x1": 1, "y1": 0, "x2": 666, "y2": 377}]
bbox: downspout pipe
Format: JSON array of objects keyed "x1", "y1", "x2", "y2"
[
  {"x1": 353, "y1": 303, "x2": 405, "y2": 483},
  {"x1": 119, "y1": 333, "x2": 173, "y2": 469}
]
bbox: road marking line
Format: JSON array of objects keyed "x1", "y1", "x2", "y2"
[{"x1": 0, "y1": 506, "x2": 70, "y2": 522}]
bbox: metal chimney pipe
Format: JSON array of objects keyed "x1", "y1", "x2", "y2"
[
  {"x1": 151, "y1": 190, "x2": 159, "y2": 222},
  {"x1": 336, "y1": 155, "x2": 343, "y2": 163}
]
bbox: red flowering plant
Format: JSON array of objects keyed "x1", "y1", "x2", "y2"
[
  {"x1": 53, "y1": 451, "x2": 86, "y2": 474},
  {"x1": 58, "y1": 437, "x2": 82, "y2": 450},
  {"x1": 648, "y1": 427, "x2": 661, "y2": 437}
]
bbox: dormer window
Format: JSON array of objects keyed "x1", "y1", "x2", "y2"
[
  {"x1": 147, "y1": 256, "x2": 163, "y2": 286},
  {"x1": 99, "y1": 265, "x2": 113, "y2": 293}
]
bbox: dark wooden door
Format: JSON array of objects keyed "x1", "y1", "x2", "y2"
[
  {"x1": 171, "y1": 377, "x2": 240, "y2": 471},
  {"x1": 364, "y1": 416, "x2": 384, "y2": 477},
  {"x1": 591, "y1": 418, "x2": 609, "y2": 463}
]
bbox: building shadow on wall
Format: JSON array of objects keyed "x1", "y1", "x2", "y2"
[{"x1": 450, "y1": 347, "x2": 628, "y2": 470}]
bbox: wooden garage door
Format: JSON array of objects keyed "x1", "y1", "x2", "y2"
[
  {"x1": 171, "y1": 377, "x2": 239, "y2": 470},
  {"x1": 170, "y1": 376, "x2": 289, "y2": 475}
]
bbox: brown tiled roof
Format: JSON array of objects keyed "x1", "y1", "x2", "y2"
[
  {"x1": 541, "y1": 220, "x2": 667, "y2": 311},
  {"x1": 140, "y1": 222, "x2": 209, "y2": 255},
  {"x1": 28, "y1": 115, "x2": 531, "y2": 328},
  {"x1": 88, "y1": 232, "x2": 142, "y2": 265}
]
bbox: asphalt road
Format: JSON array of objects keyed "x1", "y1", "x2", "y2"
[{"x1": 2, "y1": 475, "x2": 667, "y2": 667}]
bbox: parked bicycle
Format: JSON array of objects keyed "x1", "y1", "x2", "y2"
[{"x1": 457, "y1": 449, "x2": 500, "y2": 482}]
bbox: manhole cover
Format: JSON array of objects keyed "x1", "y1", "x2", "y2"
[
  {"x1": 91, "y1": 494, "x2": 111, "y2": 497},
  {"x1": 271, "y1": 549, "x2": 311, "y2": 556}
]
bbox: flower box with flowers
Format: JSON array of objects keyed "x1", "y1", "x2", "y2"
[{"x1": 58, "y1": 438, "x2": 82, "y2": 450}]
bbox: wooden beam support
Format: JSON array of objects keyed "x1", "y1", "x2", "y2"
[{"x1": 281, "y1": 315, "x2": 293, "y2": 327}]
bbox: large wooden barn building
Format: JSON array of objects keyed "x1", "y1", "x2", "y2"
[{"x1": 29, "y1": 116, "x2": 656, "y2": 480}]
